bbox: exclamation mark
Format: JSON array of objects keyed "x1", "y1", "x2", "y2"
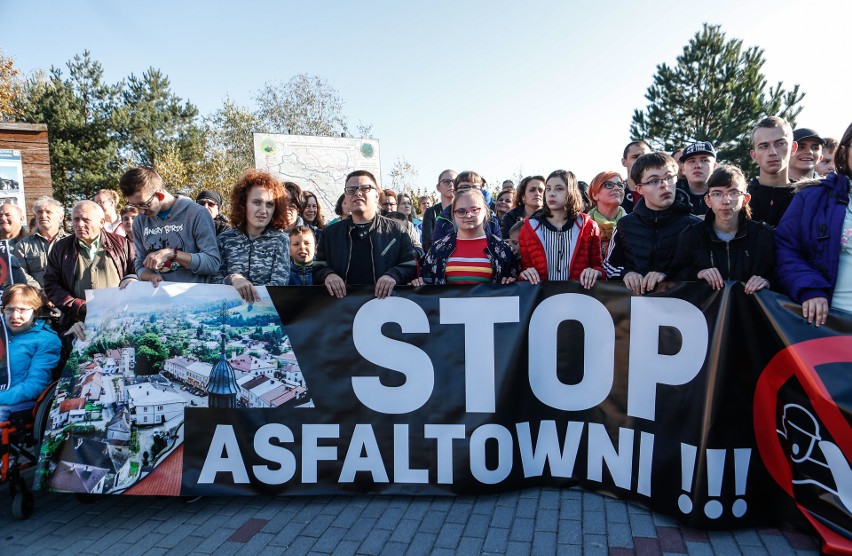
[
  {"x1": 704, "y1": 449, "x2": 726, "y2": 519},
  {"x1": 678, "y1": 443, "x2": 697, "y2": 514},
  {"x1": 732, "y1": 448, "x2": 751, "y2": 518}
]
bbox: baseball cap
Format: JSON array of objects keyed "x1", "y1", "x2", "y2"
[
  {"x1": 196, "y1": 190, "x2": 222, "y2": 205},
  {"x1": 793, "y1": 128, "x2": 825, "y2": 145},
  {"x1": 680, "y1": 141, "x2": 717, "y2": 162}
]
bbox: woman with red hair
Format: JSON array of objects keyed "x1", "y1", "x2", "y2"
[
  {"x1": 587, "y1": 171, "x2": 627, "y2": 259},
  {"x1": 215, "y1": 170, "x2": 292, "y2": 302}
]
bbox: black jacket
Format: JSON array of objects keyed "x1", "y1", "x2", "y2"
[
  {"x1": 604, "y1": 189, "x2": 701, "y2": 278},
  {"x1": 313, "y1": 214, "x2": 418, "y2": 285},
  {"x1": 420, "y1": 202, "x2": 444, "y2": 255},
  {"x1": 500, "y1": 206, "x2": 526, "y2": 238},
  {"x1": 669, "y1": 212, "x2": 775, "y2": 282},
  {"x1": 747, "y1": 178, "x2": 796, "y2": 228}
]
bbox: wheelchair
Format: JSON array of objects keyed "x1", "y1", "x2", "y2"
[{"x1": 0, "y1": 382, "x2": 57, "y2": 519}]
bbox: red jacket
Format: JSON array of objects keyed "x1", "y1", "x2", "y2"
[{"x1": 519, "y1": 213, "x2": 604, "y2": 281}]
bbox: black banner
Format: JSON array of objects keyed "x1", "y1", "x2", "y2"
[{"x1": 177, "y1": 282, "x2": 851, "y2": 550}]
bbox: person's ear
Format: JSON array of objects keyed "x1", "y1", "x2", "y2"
[
  {"x1": 156, "y1": 191, "x2": 165, "y2": 201},
  {"x1": 704, "y1": 195, "x2": 712, "y2": 209}
]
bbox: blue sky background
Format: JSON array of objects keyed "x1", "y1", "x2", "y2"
[{"x1": 2, "y1": 1, "x2": 849, "y2": 191}]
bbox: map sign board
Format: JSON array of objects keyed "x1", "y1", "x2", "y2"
[{"x1": 253, "y1": 134, "x2": 381, "y2": 216}]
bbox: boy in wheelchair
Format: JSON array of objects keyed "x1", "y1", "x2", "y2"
[{"x1": 0, "y1": 284, "x2": 61, "y2": 423}]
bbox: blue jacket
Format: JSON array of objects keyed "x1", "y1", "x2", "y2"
[
  {"x1": 775, "y1": 172, "x2": 850, "y2": 303},
  {"x1": 420, "y1": 230, "x2": 518, "y2": 285},
  {"x1": 289, "y1": 261, "x2": 314, "y2": 286},
  {"x1": 0, "y1": 319, "x2": 60, "y2": 407}
]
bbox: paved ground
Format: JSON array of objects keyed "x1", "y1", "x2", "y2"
[{"x1": 2, "y1": 485, "x2": 821, "y2": 555}]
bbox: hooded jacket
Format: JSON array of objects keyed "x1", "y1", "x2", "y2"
[
  {"x1": 604, "y1": 189, "x2": 701, "y2": 279},
  {"x1": 519, "y1": 211, "x2": 604, "y2": 282},
  {"x1": 0, "y1": 319, "x2": 60, "y2": 407},
  {"x1": 775, "y1": 172, "x2": 850, "y2": 303}
]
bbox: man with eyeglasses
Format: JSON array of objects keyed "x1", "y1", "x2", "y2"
[
  {"x1": 119, "y1": 167, "x2": 220, "y2": 287},
  {"x1": 313, "y1": 170, "x2": 417, "y2": 299},
  {"x1": 604, "y1": 152, "x2": 700, "y2": 295},
  {"x1": 678, "y1": 141, "x2": 718, "y2": 216},
  {"x1": 421, "y1": 169, "x2": 457, "y2": 254},
  {"x1": 196, "y1": 189, "x2": 231, "y2": 235}
]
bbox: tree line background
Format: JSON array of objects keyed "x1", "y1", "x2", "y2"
[{"x1": 0, "y1": 24, "x2": 804, "y2": 209}]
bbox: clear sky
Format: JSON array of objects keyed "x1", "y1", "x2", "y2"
[{"x1": 2, "y1": 1, "x2": 849, "y2": 192}]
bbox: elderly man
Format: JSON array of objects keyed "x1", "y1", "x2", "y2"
[
  {"x1": 43, "y1": 201, "x2": 136, "y2": 335},
  {"x1": 14, "y1": 196, "x2": 69, "y2": 287},
  {"x1": 0, "y1": 203, "x2": 27, "y2": 249},
  {"x1": 120, "y1": 167, "x2": 220, "y2": 286},
  {"x1": 314, "y1": 170, "x2": 417, "y2": 299}
]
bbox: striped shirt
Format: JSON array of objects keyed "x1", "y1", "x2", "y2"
[
  {"x1": 534, "y1": 218, "x2": 579, "y2": 281},
  {"x1": 446, "y1": 236, "x2": 492, "y2": 284}
]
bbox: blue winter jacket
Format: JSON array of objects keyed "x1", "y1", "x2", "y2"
[
  {"x1": 775, "y1": 172, "x2": 850, "y2": 304},
  {"x1": 0, "y1": 319, "x2": 60, "y2": 407}
]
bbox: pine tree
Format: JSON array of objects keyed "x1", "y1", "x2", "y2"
[
  {"x1": 19, "y1": 51, "x2": 124, "y2": 205},
  {"x1": 630, "y1": 24, "x2": 804, "y2": 174}
]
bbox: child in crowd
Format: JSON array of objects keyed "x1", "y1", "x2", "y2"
[
  {"x1": 0, "y1": 284, "x2": 61, "y2": 422},
  {"x1": 518, "y1": 169, "x2": 604, "y2": 289},
  {"x1": 605, "y1": 152, "x2": 701, "y2": 295},
  {"x1": 288, "y1": 225, "x2": 316, "y2": 286},
  {"x1": 669, "y1": 165, "x2": 774, "y2": 293},
  {"x1": 507, "y1": 221, "x2": 523, "y2": 262}
]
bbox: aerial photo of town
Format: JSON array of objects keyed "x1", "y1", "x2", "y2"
[{"x1": 37, "y1": 283, "x2": 311, "y2": 495}]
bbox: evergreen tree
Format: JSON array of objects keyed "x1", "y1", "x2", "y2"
[
  {"x1": 19, "y1": 51, "x2": 124, "y2": 205},
  {"x1": 630, "y1": 24, "x2": 804, "y2": 174},
  {"x1": 117, "y1": 67, "x2": 202, "y2": 169}
]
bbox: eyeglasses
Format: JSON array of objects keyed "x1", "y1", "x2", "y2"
[
  {"x1": 3, "y1": 306, "x2": 34, "y2": 316},
  {"x1": 707, "y1": 191, "x2": 747, "y2": 200},
  {"x1": 638, "y1": 175, "x2": 677, "y2": 188},
  {"x1": 197, "y1": 200, "x2": 218, "y2": 207},
  {"x1": 453, "y1": 206, "x2": 482, "y2": 218},
  {"x1": 603, "y1": 181, "x2": 626, "y2": 190},
  {"x1": 344, "y1": 185, "x2": 376, "y2": 196},
  {"x1": 439, "y1": 179, "x2": 454, "y2": 187},
  {"x1": 127, "y1": 190, "x2": 160, "y2": 210},
  {"x1": 381, "y1": 201, "x2": 398, "y2": 207}
]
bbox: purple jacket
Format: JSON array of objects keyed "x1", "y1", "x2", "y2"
[{"x1": 775, "y1": 172, "x2": 850, "y2": 303}]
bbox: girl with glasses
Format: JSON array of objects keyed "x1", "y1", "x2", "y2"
[
  {"x1": 416, "y1": 189, "x2": 517, "y2": 285},
  {"x1": 0, "y1": 284, "x2": 61, "y2": 423},
  {"x1": 587, "y1": 171, "x2": 627, "y2": 259},
  {"x1": 518, "y1": 170, "x2": 604, "y2": 289},
  {"x1": 669, "y1": 165, "x2": 774, "y2": 294}
]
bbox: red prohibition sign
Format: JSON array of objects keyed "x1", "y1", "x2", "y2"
[{"x1": 753, "y1": 337, "x2": 852, "y2": 554}]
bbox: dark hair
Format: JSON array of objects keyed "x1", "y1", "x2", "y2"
[
  {"x1": 823, "y1": 137, "x2": 838, "y2": 153},
  {"x1": 288, "y1": 225, "x2": 315, "y2": 239},
  {"x1": 302, "y1": 191, "x2": 325, "y2": 229},
  {"x1": 705, "y1": 165, "x2": 752, "y2": 219},
  {"x1": 384, "y1": 211, "x2": 407, "y2": 223},
  {"x1": 333, "y1": 193, "x2": 345, "y2": 216},
  {"x1": 345, "y1": 170, "x2": 378, "y2": 188},
  {"x1": 454, "y1": 171, "x2": 484, "y2": 189},
  {"x1": 119, "y1": 206, "x2": 138, "y2": 217},
  {"x1": 630, "y1": 152, "x2": 676, "y2": 186},
  {"x1": 230, "y1": 170, "x2": 290, "y2": 232},
  {"x1": 540, "y1": 170, "x2": 583, "y2": 220},
  {"x1": 119, "y1": 167, "x2": 162, "y2": 197},
  {"x1": 283, "y1": 182, "x2": 304, "y2": 213},
  {"x1": 836, "y1": 123, "x2": 852, "y2": 177},
  {"x1": 622, "y1": 140, "x2": 652, "y2": 160},
  {"x1": 514, "y1": 175, "x2": 546, "y2": 208}
]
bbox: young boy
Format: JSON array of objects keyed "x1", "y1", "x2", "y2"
[
  {"x1": 605, "y1": 152, "x2": 701, "y2": 295},
  {"x1": 620, "y1": 140, "x2": 653, "y2": 213},
  {"x1": 288, "y1": 225, "x2": 315, "y2": 286},
  {"x1": 507, "y1": 220, "x2": 522, "y2": 263}
]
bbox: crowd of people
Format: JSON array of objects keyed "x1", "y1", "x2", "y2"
[{"x1": 1, "y1": 115, "x2": 850, "y2": 420}]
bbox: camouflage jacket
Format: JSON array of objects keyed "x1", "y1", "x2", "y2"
[{"x1": 215, "y1": 227, "x2": 291, "y2": 286}]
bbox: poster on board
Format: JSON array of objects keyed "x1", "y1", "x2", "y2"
[{"x1": 0, "y1": 150, "x2": 26, "y2": 208}]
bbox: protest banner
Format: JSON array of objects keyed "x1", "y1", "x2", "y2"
[{"x1": 35, "y1": 282, "x2": 852, "y2": 552}]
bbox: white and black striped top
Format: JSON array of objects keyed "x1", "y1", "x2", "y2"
[{"x1": 531, "y1": 217, "x2": 580, "y2": 281}]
